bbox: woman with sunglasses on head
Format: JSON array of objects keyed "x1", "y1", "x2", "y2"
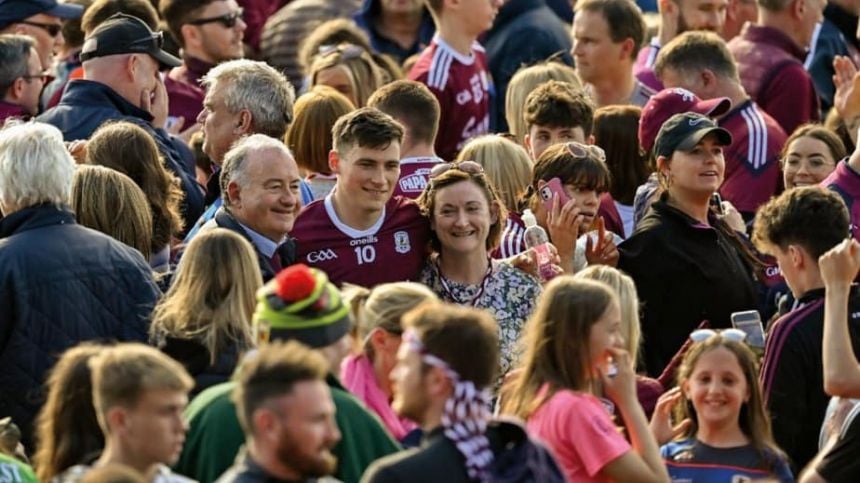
[
  {"x1": 501, "y1": 141, "x2": 622, "y2": 272},
  {"x1": 416, "y1": 161, "x2": 542, "y2": 381},
  {"x1": 650, "y1": 330, "x2": 793, "y2": 482},
  {"x1": 309, "y1": 43, "x2": 386, "y2": 107},
  {"x1": 618, "y1": 112, "x2": 761, "y2": 379}
]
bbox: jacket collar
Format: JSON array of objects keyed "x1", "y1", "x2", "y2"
[
  {"x1": 740, "y1": 24, "x2": 807, "y2": 61},
  {"x1": 61, "y1": 80, "x2": 154, "y2": 123},
  {"x1": 213, "y1": 207, "x2": 296, "y2": 279},
  {"x1": 0, "y1": 100, "x2": 29, "y2": 121},
  {"x1": 651, "y1": 193, "x2": 719, "y2": 234},
  {"x1": 0, "y1": 203, "x2": 76, "y2": 239}
]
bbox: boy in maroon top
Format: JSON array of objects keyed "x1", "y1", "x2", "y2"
[
  {"x1": 368, "y1": 80, "x2": 444, "y2": 199},
  {"x1": 727, "y1": 0, "x2": 824, "y2": 135},
  {"x1": 407, "y1": 0, "x2": 500, "y2": 161},
  {"x1": 655, "y1": 31, "x2": 785, "y2": 218},
  {"x1": 291, "y1": 108, "x2": 431, "y2": 287},
  {"x1": 160, "y1": 0, "x2": 247, "y2": 131}
]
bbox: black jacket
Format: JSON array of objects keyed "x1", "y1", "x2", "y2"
[
  {"x1": 217, "y1": 450, "x2": 341, "y2": 483},
  {"x1": 483, "y1": 0, "x2": 573, "y2": 131},
  {"x1": 618, "y1": 196, "x2": 758, "y2": 376},
  {"x1": 160, "y1": 337, "x2": 243, "y2": 397},
  {"x1": 203, "y1": 207, "x2": 296, "y2": 282},
  {"x1": 0, "y1": 204, "x2": 160, "y2": 448},
  {"x1": 37, "y1": 80, "x2": 205, "y2": 230}
]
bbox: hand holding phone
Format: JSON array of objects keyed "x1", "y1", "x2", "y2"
[
  {"x1": 731, "y1": 310, "x2": 765, "y2": 349},
  {"x1": 538, "y1": 177, "x2": 572, "y2": 213}
]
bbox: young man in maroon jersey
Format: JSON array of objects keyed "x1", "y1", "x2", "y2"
[
  {"x1": 290, "y1": 107, "x2": 431, "y2": 287},
  {"x1": 407, "y1": 0, "x2": 501, "y2": 161},
  {"x1": 368, "y1": 80, "x2": 443, "y2": 200}
]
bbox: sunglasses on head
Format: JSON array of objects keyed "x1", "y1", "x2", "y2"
[
  {"x1": 565, "y1": 141, "x2": 607, "y2": 163},
  {"x1": 689, "y1": 328, "x2": 747, "y2": 343},
  {"x1": 19, "y1": 20, "x2": 62, "y2": 37},
  {"x1": 429, "y1": 161, "x2": 484, "y2": 179},
  {"x1": 188, "y1": 9, "x2": 244, "y2": 28},
  {"x1": 127, "y1": 31, "x2": 165, "y2": 50},
  {"x1": 318, "y1": 44, "x2": 365, "y2": 60}
]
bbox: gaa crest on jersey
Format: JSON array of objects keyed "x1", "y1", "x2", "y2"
[{"x1": 394, "y1": 231, "x2": 411, "y2": 254}]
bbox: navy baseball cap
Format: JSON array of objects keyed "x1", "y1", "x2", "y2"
[
  {"x1": 80, "y1": 13, "x2": 181, "y2": 69},
  {"x1": 654, "y1": 112, "x2": 732, "y2": 159},
  {"x1": 0, "y1": 0, "x2": 83, "y2": 29}
]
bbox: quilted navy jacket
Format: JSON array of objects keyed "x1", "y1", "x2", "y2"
[{"x1": 0, "y1": 204, "x2": 160, "y2": 448}]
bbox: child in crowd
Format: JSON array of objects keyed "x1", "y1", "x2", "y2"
[
  {"x1": 652, "y1": 330, "x2": 794, "y2": 482},
  {"x1": 501, "y1": 277, "x2": 669, "y2": 483},
  {"x1": 523, "y1": 80, "x2": 595, "y2": 161},
  {"x1": 407, "y1": 0, "x2": 499, "y2": 160},
  {"x1": 149, "y1": 228, "x2": 262, "y2": 396}
]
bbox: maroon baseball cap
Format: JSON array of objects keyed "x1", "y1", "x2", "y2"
[{"x1": 639, "y1": 88, "x2": 732, "y2": 154}]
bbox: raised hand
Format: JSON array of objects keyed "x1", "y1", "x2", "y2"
[
  {"x1": 649, "y1": 387, "x2": 692, "y2": 445},
  {"x1": 820, "y1": 238, "x2": 860, "y2": 288}
]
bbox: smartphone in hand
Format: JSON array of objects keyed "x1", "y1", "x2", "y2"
[
  {"x1": 731, "y1": 310, "x2": 765, "y2": 349},
  {"x1": 710, "y1": 192, "x2": 725, "y2": 215},
  {"x1": 539, "y1": 177, "x2": 572, "y2": 212}
]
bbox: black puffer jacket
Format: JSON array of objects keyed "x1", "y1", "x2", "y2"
[{"x1": 0, "y1": 204, "x2": 160, "y2": 448}]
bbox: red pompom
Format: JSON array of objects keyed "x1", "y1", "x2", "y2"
[{"x1": 274, "y1": 264, "x2": 317, "y2": 302}]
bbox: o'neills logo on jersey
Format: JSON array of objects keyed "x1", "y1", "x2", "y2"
[
  {"x1": 394, "y1": 231, "x2": 411, "y2": 254},
  {"x1": 307, "y1": 249, "x2": 337, "y2": 263},
  {"x1": 399, "y1": 169, "x2": 430, "y2": 193},
  {"x1": 349, "y1": 235, "x2": 379, "y2": 246}
]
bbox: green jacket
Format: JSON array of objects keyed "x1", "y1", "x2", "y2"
[
  {"x1": 0, "y1": 453, "x2": 37, "y2": 483},
  {"x1": 174, "y1": 375, "x2": 400, "y2": 483}
]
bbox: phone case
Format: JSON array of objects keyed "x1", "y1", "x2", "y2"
[{"x1": 540, "y1": 178, "x2": 571, "y2": 212}]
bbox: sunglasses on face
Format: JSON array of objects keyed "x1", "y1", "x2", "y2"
[
  {"x1": 429, "y1": 160, "x2": 484, "y2": 179},
  {"x1": 188, "y1": 9, "x2": 244, "y2": 28},
  {"x1": 689, "y1": 328, "x2": 747, "y2": 343},
  {"x1": 565, "y1": 141, "x2": 607, "y2": 163},
  {"x1": 19, "y1": 20, "x2": 62, "y2": 37}
]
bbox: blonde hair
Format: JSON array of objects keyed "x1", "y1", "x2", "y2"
[
  {"x1": 574, "y1": 265, "x2": 642, "y2": 365},
  {"x1": 309, "y1": 43, "x2": 385, "y2": 107},
  {"x1": 457, "y1": 135, "x2": 534, "y2": 212},
  {"x1": 71, "y1": 165, "x2": 154, "y2": 260},
  {"x1": 343, "y1": 282, "x2": 438, "y2": 358},
  {"x1": 90, "y1": 343, "x2": 194, "y2": 434},
  {"x1": 505, "y1": 62, "x2": 582, "y2": 144},
  {"x1": 286, "y1": 85, "x2": 355, "y2": 175},
  {"x1": 150, "y1": 228, "x2": 261, "y2": 364}
]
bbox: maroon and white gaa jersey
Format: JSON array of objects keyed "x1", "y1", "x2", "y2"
[
  {"x1": 719, "y1": 100, "x2": 786, "y2": 215},
  {"x1": 393, "y1": 156, "x2": 443, "y2": 199},
  {"x1": 408, "y1": 35, "x2": 492, "y2": 161},
  {"x1": 291, "y1": 194, "x2": 431, "y2": 287}
]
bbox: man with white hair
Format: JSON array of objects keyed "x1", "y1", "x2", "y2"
[
  {"x1": 184, "y1": 58, "x2": 300, "y2": 241},
  {"x1": 199, "y1": 133, "x2": 302, "y2": 281},
  {"x1": 38, "y1": 13, "x2": 205, "y2": 229},
  {"x1": 0, "y1": 122, "x2": 160, "y2": 450}
]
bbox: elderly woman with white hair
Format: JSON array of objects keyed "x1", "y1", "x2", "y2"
[{"x1": 0, "y1": 121, "x2": 160, "y2": 450}]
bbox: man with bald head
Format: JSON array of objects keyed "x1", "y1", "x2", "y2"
[{"x1": 38, "y1": 13, "x2": 205, "y2": 229}]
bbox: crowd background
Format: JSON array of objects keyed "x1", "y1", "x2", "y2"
[{"x1": 2, "y1": 0, "x2": 860, "y2": 481}]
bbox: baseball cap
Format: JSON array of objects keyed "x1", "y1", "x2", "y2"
[
  {"x1": 0, "y1": 0, "x2": 83, "y2": 29},
  {"x1": 80, "y1": 13, "x2": 180, "y2": 69},
  {"x1": 653, "y1": 112, "x2": 733, "y2": 159},
  {"x1": 253, "y1": 264, "x2": 351, "y2": 349},
  {"x1": 639, "y1": 88, "x2": 732, "y2": 154}
]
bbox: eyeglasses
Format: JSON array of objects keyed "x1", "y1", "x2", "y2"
[
  {"x1": 318, "y1": 44, "x2": 365, "y2": 61},
  {"x1": 566, "y1": 142, "x2": 606, "y2": 163},
  {"x1": 689, "y1": 328, "x2": 747, "y2": 343},
  {"x1": 21, "y1": 71, "x2": 50, "y2": 84},
  {"x1": 429, "y1": 161, "x2": 484, "y2": 179},
  {"x1": 18, "y1": 20, "x2": 62, "y2": 37},
  {"x1": 188, "y1": 9, "x2": 244, "y2": 28}
]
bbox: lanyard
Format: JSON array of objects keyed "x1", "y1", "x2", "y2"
[{"x1": 434, "y1": 256, "x2": 493, "y2": 307}]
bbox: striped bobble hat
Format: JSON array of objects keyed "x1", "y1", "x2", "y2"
[{"x1": 253, "y1": 264, "x2": 351, "y2": 349}]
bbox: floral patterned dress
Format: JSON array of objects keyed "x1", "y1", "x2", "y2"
[{"x1": 419, "y1": 256, "x2": 542, "y2": 379}]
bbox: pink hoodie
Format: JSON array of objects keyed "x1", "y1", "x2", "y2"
[{"x1": 340, "y1": 353, "x2": 418, "y2": 440}]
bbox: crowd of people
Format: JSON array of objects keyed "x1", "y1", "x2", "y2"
[{"x1": 2, "y1": 0, "x2": 860, "y2": 481}]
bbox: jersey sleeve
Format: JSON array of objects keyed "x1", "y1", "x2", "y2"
[
  {"x1": 760, "y1": 325, "x2": 809, "y2": 464},
  {"x1": 562, "y1": 397, "x2": 631, "y2": 477}
]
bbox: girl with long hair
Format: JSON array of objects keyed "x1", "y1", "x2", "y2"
[
  {"x1": 340, "y1": 282, "x2": 438, "y2": 442},
  {"x1": 651, "y1": 331, "x2": 793, "y2": 481},
  {"x1": 501, "y1": 277, "x2": 669, "y2": 482},
  {"x1": 32, "y1": 344, "x2": 105, "y2": 482},
  {"x1": 150, "y1": 228, "x2": 262, "y2": 395}
]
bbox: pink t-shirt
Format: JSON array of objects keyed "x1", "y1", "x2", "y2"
[{"x1": 526, "y1": 388, "x2": 630, "y2": 483}]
